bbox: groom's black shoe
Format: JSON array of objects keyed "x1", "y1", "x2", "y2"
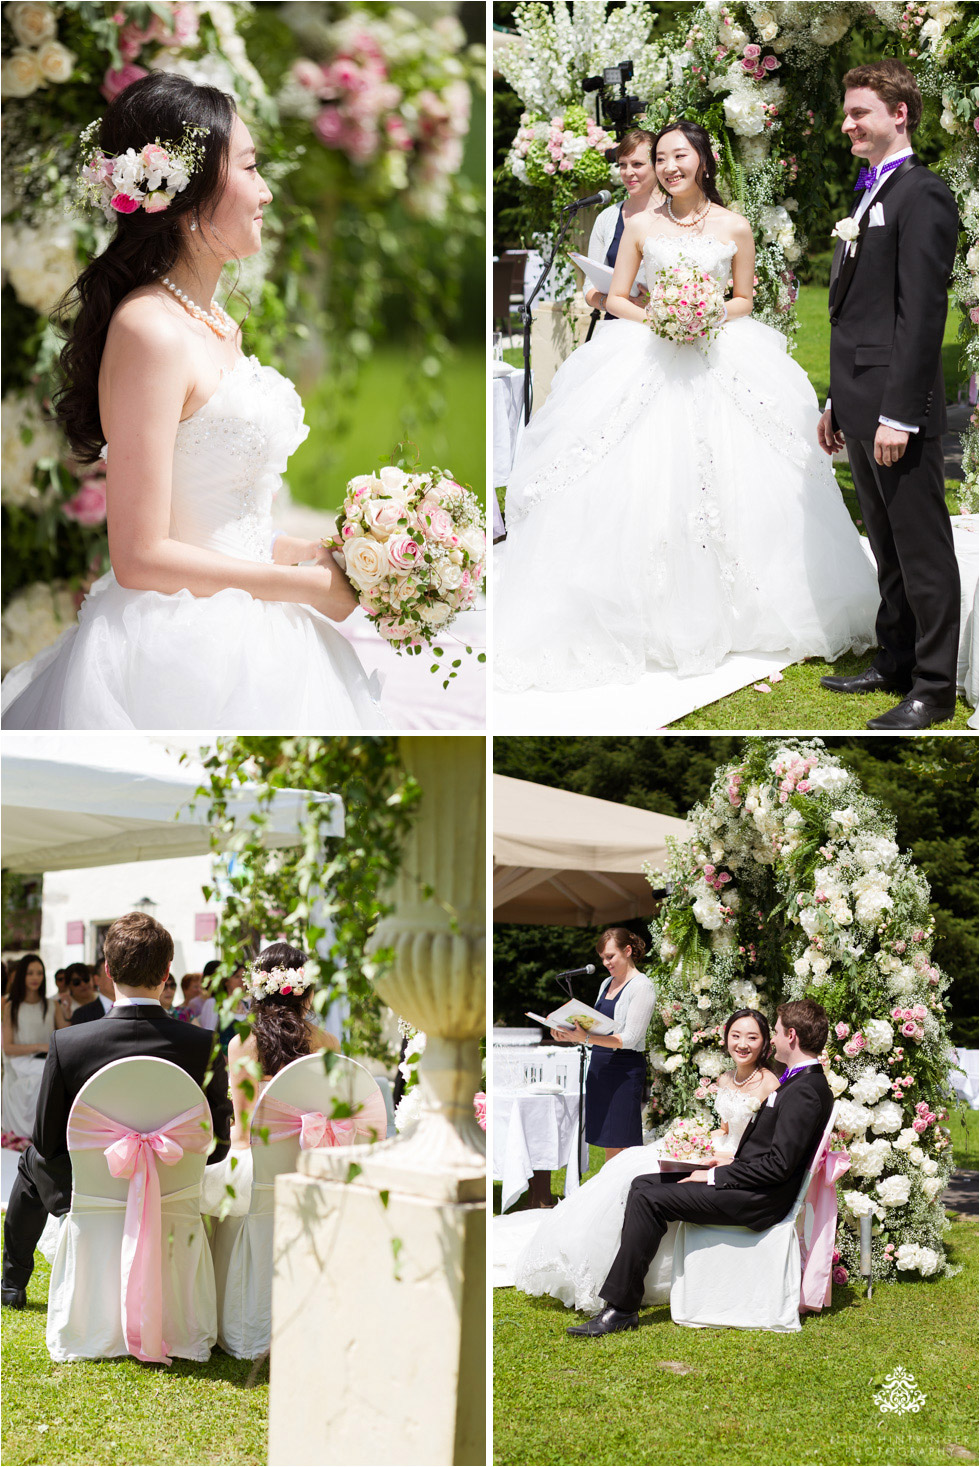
[
  {"x1": 820, "y1": 667, "x2": 912, "y2": 696},
  {"x1": 1, "y1": 1285, "x2": 27, "y2": 1309},
  {"x1": 866, "y1": 696, "x2": 956, "y2": 731},
  {"x1": 567, "y1": 1306, "x2": 638, "y2": 1338}
]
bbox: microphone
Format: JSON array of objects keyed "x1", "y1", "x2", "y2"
[
  {"x1": 561, "y1": 190, "x2": 612, "y2": 213},
  {"x1": 555, "y1": 964, "x2": 597, "y2": 980}
]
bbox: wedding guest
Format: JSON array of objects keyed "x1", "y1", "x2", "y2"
[
  {"x1": 199, "y1": 965, "x2": 248, "y2": 1050},
  {"x1": 551, "y1": 927, "x2": 657, "y2": 1167},
  {"x1": 70, "y1": 961, "x2": 112, "y2": 1023},
  {"x1": 1, "y1": 955, "x2": 69, "y2": 1145},
  {"x1": 176, "y1": 972, "x2": 205, "y2": 1019},
  {"x1": 159, "y1": 973, "x2": 177, "y2": 1011},
  {"x1": 1, "y1": 911, "x2": 232, "y2": 1309},
  {"x1": 64, "y1": 963, "x2": 95, "y2": 1015},
  {"x1": 53, "y1": 970, "x2": 72, "y2": 1023}
]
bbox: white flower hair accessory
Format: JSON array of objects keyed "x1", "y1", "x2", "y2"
[
  {"x1": 74, "y1": 118, "x2": 209, "y2": 222},
  {"x1": 243, "y1": 961, "x2": 315, "y2": 1000}
]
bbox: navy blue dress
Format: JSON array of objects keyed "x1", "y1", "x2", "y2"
[
  {"x1": 601, "y1": 205, "x2": 626, "y2": 320},
  {"x1": 584, "y1": 980, "x2": 646, "y2": 1148}
]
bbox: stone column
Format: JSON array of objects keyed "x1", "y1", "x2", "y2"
[{"x1": 269, "y1": 737, "x2": 485, "y2": 1467}]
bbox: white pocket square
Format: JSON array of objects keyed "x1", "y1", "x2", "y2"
[
  {"x1": 868, "y1": 203, "x2": 885, "y2": 227},
  {"x1": 766, "y1": 1091, "x2": 778, "y2": 1108}
]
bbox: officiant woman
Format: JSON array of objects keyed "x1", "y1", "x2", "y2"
[
  {"x1": 550, "y1": 928, "x2": 656, "y2": 1165},
  {"x1": 581, "y1": 130, "x2": 656, "y2": 321}
]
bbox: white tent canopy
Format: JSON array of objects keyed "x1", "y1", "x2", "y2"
[
  {"x1": 1, "y1": 735, "x2": 342, "y2": 872},
  {"x1": 493, "y1": 774, "x2": 690, "y2": 926}
]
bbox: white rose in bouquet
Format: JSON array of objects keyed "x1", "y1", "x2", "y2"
[
  {"x1": 863, "y1": 1019, "x2": 894, "y2": 1055},
  {"x1": 806, "y1": 764, "x2": 850, "y2": 794},
  {"x1": 344, "y1": 536, "x2": 388, "y2": 587},
  {"x1": 870, "y1": 1099, "x2": 904, "y2": 1135}
]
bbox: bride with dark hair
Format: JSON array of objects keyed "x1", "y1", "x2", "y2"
[
  {"x1": 495, "y1": 118, "x2": 878, "y2": 696},
  {"x1": 227, "y1": 942, "x2": 339, "y2": 1145},
  {"x1": 1, "y1": 72, "x2": 385, "y2": 730}
]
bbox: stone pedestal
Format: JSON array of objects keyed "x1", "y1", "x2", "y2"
[
  {"x1": 529, "y1": 299, "x2": 595, "y2": 415},
  {"x1": 268, "y1": 1148, "x2": 485, "y2": 1466},
  {"x1": 268, "y1": 737, "x2": 486, "y2": 1467}
]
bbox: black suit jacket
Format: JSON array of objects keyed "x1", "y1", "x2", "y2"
[
  {"x1": 70, "y1": 997, "x2": 111, "y2": 1025},
  {"x1": 31, "y1": 1005, "x2": 232, "y2": 1210},
  {"x1": 829, "y1": 156, "x2": 959, "y2": 440},
  {"x1": 712, "y1": 1064, "x2": 833, "y2": 1220}
]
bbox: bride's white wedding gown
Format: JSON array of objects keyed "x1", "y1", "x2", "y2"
[
  {"x1": 512, "y1": 1085, "x2": 757, "y2": 1312},
  {"x1": 1, "y1": 357, "x2": 387, "y2": 730},
  {"x1": 495, "y1": 234, "x2": 878, "y2": 692}
]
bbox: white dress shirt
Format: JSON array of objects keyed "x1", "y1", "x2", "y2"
[{"x1": 828, "y1": 145, "x2": 917, "y2": 435}]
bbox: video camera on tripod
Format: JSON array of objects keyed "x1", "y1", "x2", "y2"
[{"x1": 582, "y1": 59, "x2": 646, "y2": 140}]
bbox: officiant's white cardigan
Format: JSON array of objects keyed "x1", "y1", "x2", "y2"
[
  {"x1": 593, "y1": 972, "x2": 657, "y2": 1051},
  {"x1": 582, "y1": 203, "x2": 649, "y2": 309}
]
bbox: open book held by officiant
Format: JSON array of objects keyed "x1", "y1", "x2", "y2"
[{"x1": 524, "y1": 999, "x2": 615, "y2": 1035}]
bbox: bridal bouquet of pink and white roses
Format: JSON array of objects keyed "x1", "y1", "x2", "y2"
[
  {"x1": 329, "y1": 463, "x2": 485, "y2": 666},
  {"x1": 645, "y1": 263, "x2": 727, "y2": 347},
  {"x1": 659, "y1": 1115, "x2": 714, "y2": 1161}
]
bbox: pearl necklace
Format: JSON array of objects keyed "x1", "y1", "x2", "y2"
[
  {"x1": 161, "y1": 276, "x2": 233, "y2": 338},
  {"x1": 732, "y1": 1065, "x2": 759, "y2": 1087},
  {"x1": 666, "y1": 196, "x2": 710, "y2": 229}
]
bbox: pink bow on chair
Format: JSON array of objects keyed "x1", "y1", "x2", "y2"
[
  {"x1": 68, "y1": 1098, "x2": 211, "y2": 1364},
  {"x1": 799, "y1": 1143, "x2": 851, "y2": 1312},
  {"x1": 257, "y1": 1089, "x2": 388, "y2": 1149}
]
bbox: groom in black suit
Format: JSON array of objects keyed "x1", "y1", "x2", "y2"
[
  {"x1": 818, "y1": 59, "x2": 960, "y2": 730},
  {"x1": 571, "y1": 999, "x2": 832, "y2": 1336},
  {"x1": 1, "y1": 912, "x2": 232, "y2": 1308}
]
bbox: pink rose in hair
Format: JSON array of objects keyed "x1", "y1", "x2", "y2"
[
  {"x1": 110, "y1": 193, "x2": 141, "y2": 214},
  {"x1": 143, "y1": 191, "x2": 170, "y2": 213},
  {"x1": 101, "y1": 63, "x2": 148, "y2": 102}
]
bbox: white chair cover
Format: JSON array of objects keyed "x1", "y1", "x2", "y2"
[
  {"x1": 669, "y1": 1103, "x2": 840, "y2": 1333},
  {"x1": 209, "y1": 1052, "x2": 386, "y2": 1359},
  {"x1": 46, "y1": 1057, "x2": 216, "y2": 1364}
]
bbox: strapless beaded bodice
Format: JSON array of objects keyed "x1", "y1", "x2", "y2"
[
  {"x1": 168, "y1": 356, "x2": 309, "y2": 562},
  {"x1": 642, "y1": 231, "x2": 737, "y2": 285},
  {"x1": 714, "y1": 1084, "x2": 760, "y2": 1152}
]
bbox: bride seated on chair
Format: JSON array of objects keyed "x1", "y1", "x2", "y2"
[{"x1": 513, "y1": 1008, "x2": 779, "y2": 1312}]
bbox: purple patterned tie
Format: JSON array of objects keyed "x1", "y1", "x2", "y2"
[{"x1": 854, "y1": 155, "x2": 905, "y2": 192}]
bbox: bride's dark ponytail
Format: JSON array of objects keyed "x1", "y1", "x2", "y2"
[{"x1": 53, "y1": 73, "x2": 237, "y2": 462}]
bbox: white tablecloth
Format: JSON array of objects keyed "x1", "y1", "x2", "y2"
[
  {"x1": 952, "y1": 1048, "x2": 979, "y2": 1109},
  {"x1": 492, "y1": 363, "x2": 527, "y2": 492},
  {"x1": 493, "y1": 1089, "x2": 588, "y2": 1213}
]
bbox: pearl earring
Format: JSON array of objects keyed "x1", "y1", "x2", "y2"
[{"x1": 190, "y1": 221, "x2": 198, "y2": 232}]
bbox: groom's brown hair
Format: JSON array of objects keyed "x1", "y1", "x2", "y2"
[
  {"x1": 103, "y1": 912, "x2": 174, "y2": 990},
  {"x1": 777, "y1": 998, "x2": 828, "y2": 1056},
  {"x1": 842, "y1": 58, "x2": 922, "y2": 133}
]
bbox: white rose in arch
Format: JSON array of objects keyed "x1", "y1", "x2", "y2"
[
  {"x1": 36, "y1": 38, "x2": 75, "y2": 84},
  {"x1": 875, "y1": 1173, "x2": 911, "y2": 1207},
  {"x1": 663, "y1": 1025, "x2": 686, "y2": 1052},
  {"x1": 7, "y1": 1, "x2": 57, "y2": 47},
  {"x1": 664, "y1": 1053, "x2": 685, "y2": 1073},
  {"x1": 1, "y1": 47, "x2": 43, "y2": 97}
]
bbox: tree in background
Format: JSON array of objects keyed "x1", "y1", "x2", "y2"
[{"x1": 492, "y1": 736, "x2": 977, "y2": 1046}]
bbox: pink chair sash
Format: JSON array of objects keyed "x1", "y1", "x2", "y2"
[
  {"x1": 799, "y1": 1144, "x2": 851, "y2": 1312},
  {"x1": 68, "y1": 1098, "x2": 211, "y2": 1364},
  {"x1": 255, "y1": 1087, "x2": 388, "y2": 1149}
]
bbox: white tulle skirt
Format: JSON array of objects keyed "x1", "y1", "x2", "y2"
[
  {"x1": 1, "y1": 571, "x2": 388, "y2": 730},
  {"x1": 495, "y1": 316, "x2": 878, "y2": 691}
]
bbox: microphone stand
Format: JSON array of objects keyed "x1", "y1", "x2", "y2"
[
  {"x1": 520, "y1": 206, "x2": 578, "y2": 426},
  {"x1": 575, "y1": 1036, "x2": 587, "y2": 1184}
]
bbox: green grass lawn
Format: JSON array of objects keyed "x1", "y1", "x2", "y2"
[
  {"x1": 494, "y1": 1217, "x2": 979, "y2": 1467},
  {"x1": 1, "y1": 1253, "x2": 268, "y2": 1466},
  {"x1": 286, "y1": 343, "x2": 485, "y2": 513}
]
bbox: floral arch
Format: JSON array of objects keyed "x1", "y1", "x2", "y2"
[
  {"x1": 498, "y1": 0, "x2": 978, "y2": 508},
  {"x1": 645, "y1": 737, "x2": 957, "y2": 1283}
]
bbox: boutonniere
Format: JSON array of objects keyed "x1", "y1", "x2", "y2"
[
  {"x1": 831, "y1": 216, "x2": 861, "y2": 256},
  {"x1": 744, "y1": 1096, "x2": 762, "y2": 1113}
]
